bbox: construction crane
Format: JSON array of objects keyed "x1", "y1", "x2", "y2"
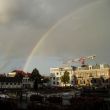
[
  {"x1": 72, "y1": 55, "x2": 96, "y2": 66},
  {"x1": 61, "y1": 55, "x2": 96, "y2": 67}
]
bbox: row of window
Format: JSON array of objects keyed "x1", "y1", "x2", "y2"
[
  {"x1": 51, "y1": 72, "x2": 63, "y2": 76},
  {"x1": 51, "y1": 72, "x2": 71, "y2": 76},
  {"x1": 78, "y1": 78, "x2": 110, "y2": 85},
  {"x1": 0, "y1": 82, "x2": 21, "y2": 85},
  {"x1": 52, "y1": 77, "x2": 60, "y2": 80},
  {"x1": 23, "y1": 79, "x2": 29, "y2": 82},
  {"x1": 52, "y1": 81, "x2": 73, "y2": 85},
  {"x1": 52, "y1": 81, "x2": 59, "y2": 85}
]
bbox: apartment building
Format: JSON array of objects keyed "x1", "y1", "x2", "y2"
[
  {"x1": 0, "y1": 70, "x2": 33, "y2": 90},
  {"x1": 50, "y1": 67, "x2": 74, "y2": 86},
  {"x1": 75, "y1": 64, "x2": 110, "y2": 86},
  {"x1": 50, "y1": 64, "x2": 110, "y2": 87},
  {"x1": 0, "y1": 77, "x2": 22, "y2": 89}
]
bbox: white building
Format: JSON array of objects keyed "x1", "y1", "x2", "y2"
[
  {"x1": 0, "y1": 75, "x2": 34, "y2": 90},
  {"x1": 22, "y1": 75, "x2": 34, "y2": 89},
  {"x1": 50, "y1": 67, "x2": 74, "y2": 86}
]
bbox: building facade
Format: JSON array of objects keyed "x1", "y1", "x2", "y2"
[
  {"x1": 50, "y1": 67, "x2": 74, "y2": 86},
  {"x1": 50, "y1": 64, "x2": 110, "y2": 87},
  {"x1": 0, "y1": 70, "x2": 34, "y2": 90},
  {"x1": 0, "y1": 77, "x2": 22, "y2": 89},
  {"x1": 22, "y1": 75, "x2": 33, "y2": 89},
  {"x1": 75, "y1": 64, "x2": 110, "y2": 87}
]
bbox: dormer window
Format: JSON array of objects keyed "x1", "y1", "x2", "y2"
[{"x1": 89, "y1": 66, "x2": 92, "y2": 70}]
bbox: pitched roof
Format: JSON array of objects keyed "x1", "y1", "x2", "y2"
[{"x1": 12, "y1": 70, "x2": 26, "y2": 77}]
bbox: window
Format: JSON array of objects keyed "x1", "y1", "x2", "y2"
[
  {"x1": 89, "y1": 73, "x2": 93, "y2": 77},
  {"x1": 26, "y1": 79, "x2": 28, "y2": 82},
  {"x1": 53, "y1": 77, "x2": 55, "y2": 80},
  {"x1": 80, "y1": 80, "x2": 83, "y2": 84},
  {"x1": 53, "y1": 81, "x2": 55, "y2": 85},
  {"x1": 57, "y1": 82, "x2": 59, "y2": 85},
  {"x1": 89, "y1": 67, "x2": 92, "y2": 70}
]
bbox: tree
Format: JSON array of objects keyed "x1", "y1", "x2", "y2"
[
  {"x1": 30, "y1": 68, "x2": 41, "y2": 80},
  {"x1": 61, "y1": 70, "x2": 70, "y2": 86},
  {"x1": 30, "y1": 68, "x2": 42, "y2": 90}
]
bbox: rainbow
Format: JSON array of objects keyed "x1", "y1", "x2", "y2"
[{"x1": 23, "y1": 0, "x2": 102, "y2": 72}]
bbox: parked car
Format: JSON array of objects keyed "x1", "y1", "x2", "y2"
[{"x1": 0, "y1": 94, "x2": 10, "y2": 99}]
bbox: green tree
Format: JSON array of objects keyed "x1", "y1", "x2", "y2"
[
  {"x1": 30, "y1": 68, "x2": 42, "y2": 90},
  {"x1": 30, "y1": 68, "x2": 41, "y2": 80},
  {"x1": 61, "y1": 70, "x2": 70, "y2": 86}
]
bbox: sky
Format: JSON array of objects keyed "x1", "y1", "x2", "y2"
[{"x1": 0, "y1": 0, "x2": 110, "y2": 75}]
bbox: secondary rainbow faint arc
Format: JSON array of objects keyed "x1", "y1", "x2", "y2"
[{"x1": 23, "y1": 0, "x2": 102, "y2": 72}]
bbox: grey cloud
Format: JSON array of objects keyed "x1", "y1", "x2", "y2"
[
  {"x1": 36, "y1": 0, "x2": 110, "y2": 64},
  {"x1": 0, "y1": 0, "x2": 109, "y2": 73}
]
